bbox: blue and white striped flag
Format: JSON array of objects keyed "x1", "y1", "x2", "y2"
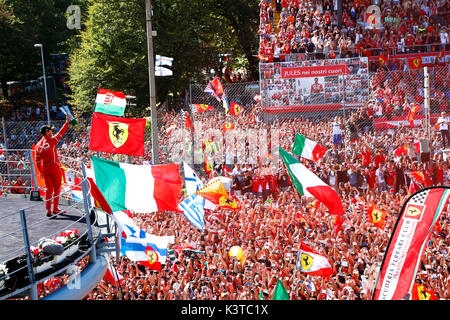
[
  {"x1": 112, "y1": 210, "x2": 174, "y2": 270},
  {"x1": 155, "y1": 55, "x2": 173, "y2": 67},
  {"x1": 180, "y1": 162, "x2": 206, "y2": 229},
  {"x1": 179, "y1": 193, "x2": 205, "y2": 230}
]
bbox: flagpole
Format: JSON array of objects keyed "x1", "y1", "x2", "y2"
[{"x1": 145, "y1": 0, "x2": 160, "y2": 164}]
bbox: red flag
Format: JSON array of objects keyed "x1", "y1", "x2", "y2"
[
  {"x1": 373, "y1": 187, "x2": 450, "y2": 300},
  {"x1": 209, "y1": 76, "x2": 224, "y2": 97},
  {"x1": 378, "y1": 54, "x2": 389, "y2": 65},
  {"x1": 192, "y1": 104, "x2": 214, "y2": 113},
  {"x1": 411, "y1": 283, "x2": 438, "y2": 300},
  {"x1": 89, "y1": 112, "x2": 146, "y2": 156},
  {"x1": 222, "y1": 122, "x2": 235, "y2": 133},
  {"x1": 366, "y1": 203, "x2": 387, "y2": 230},
  {"x1": 408, "y1": 57, "x2": 423, "y2": 69},
  {"x1": 103, "y1": 262, "x2": 124, "y2": 286},
  {"x1": 229, "y1": 101, "x2": 243, "y2": 117},
  {"x1": 87, "y1": 177, "x2": 112, "y2": 214}
]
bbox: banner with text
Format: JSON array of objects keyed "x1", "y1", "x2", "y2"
[
  {"x1": 373, "y1": 187, "x2": 450, "y2": 300},
  {"x1": 259, "y1": 57, "x2": 369, "y2": 113}
]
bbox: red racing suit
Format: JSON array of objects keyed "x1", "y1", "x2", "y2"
[{"x1": 35, "y1": 121, "x2": 69, "y2": 213}]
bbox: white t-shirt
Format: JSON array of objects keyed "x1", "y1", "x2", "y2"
[
  {"x1": 437, "y1": 116, "x2": 449, "y2": 131},
  {"x1": 331, "y1": 122, "x2": 342, "y2": 135}
]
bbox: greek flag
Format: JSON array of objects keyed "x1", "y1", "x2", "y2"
[
  {"x1": 180, "y1": 162, "x2": 206, "y2": 229},
  {"x1": 179, "y1": 193, "x2": 205, "y2": 230}
]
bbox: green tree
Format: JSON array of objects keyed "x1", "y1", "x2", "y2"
[
  {"x1": 0, "y1": 0, "x2": 86, "y2": 99},
  {"x1": 68, "y1": 0, "x2": 260, "y2": 115}
]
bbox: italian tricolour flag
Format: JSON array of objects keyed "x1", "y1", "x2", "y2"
[
  {"x1": 94, "y1": 88, "x2": 127, "y2": 116},
  {"x1": 292, "y1": 134, "x2": 327, "y2": 161},
  {"x1": 279, "y1": 147, "x2": 344, "y2": 218},
  {"x1": 90, "y1": 156, "x2": 182, "y2": 213}
]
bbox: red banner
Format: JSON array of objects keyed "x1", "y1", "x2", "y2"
[
  {"x1": 373, "y1": 187, "x2": 450, "y2": 300},
  {"x1": 281, "y1": 65, "x2": 347, "y2": 78}
]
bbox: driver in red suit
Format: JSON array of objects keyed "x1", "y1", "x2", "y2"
[{"x1": 35, "y1": 115, "x2": 69, "y2": 217}]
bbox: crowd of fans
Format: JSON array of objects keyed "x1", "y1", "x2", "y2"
[
  {"x1": 20, "y1": 97, "x2": 448, "y2": 300},
  {"x1": 2, "y1": 0, "x2": 450, "y2": 301},
  {"x1": 258, "y1": 0, "x2": 449, "y2": 67}
]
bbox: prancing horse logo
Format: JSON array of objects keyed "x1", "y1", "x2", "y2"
[
  {"x1": 108, "y1": 121, "x2": 129, "y2": 148},
  {"x1": 300, "y1": 253, "x2": 314, "y2": 270}
]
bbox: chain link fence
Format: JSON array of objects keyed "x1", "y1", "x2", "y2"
[{"x1": 1, "y1": 65, "x2": 449, "y2": 184}]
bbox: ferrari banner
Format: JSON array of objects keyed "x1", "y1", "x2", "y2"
[
  {"x1": 373, "y1": 187, "x2": 450, "y2": 300},
  {"x1": 89, "y1": 112, "x2": 146, "y2": 156}
]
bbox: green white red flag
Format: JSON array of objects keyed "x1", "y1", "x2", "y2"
[
  {"x1": 292, "y1": 133, "x2": 327, "y2": 161},
  {"x1": 279, "y1": 147, "x2": 344, "y2": 220}
]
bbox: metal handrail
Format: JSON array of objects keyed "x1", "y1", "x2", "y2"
[{"x1": 0, "y1": 153, "x2": 109, "y2": 300}]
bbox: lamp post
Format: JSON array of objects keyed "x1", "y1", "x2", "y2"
[
  {"x1": 34, "y1": 43, "x2": 51, "y2": 125},
  {"x1": 145, "y1": 0, "x2": 159, "y2": 164}
]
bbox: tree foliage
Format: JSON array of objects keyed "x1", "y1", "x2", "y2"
[
  {"x1": 68, "y1": 0, "x2": 259, "y2": 116},
  {"x1": 0, "y1": 0, "x2": 86, "y2": 98}
]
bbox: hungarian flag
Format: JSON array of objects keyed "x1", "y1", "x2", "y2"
[
  {"x1": 373, "y1": 187, "x2": 450, "y2": 300},
  {"x1": 191, "y1": 104, "x2": 214, "y2": 113},
  {"x1": 87, "y1": 177, "x2": 112, "y2": 214},
  {"x1": 296, "y1": 242, "x2": 333, "y2": 277},
  {"x1": 94, "y1": 88, "x2": 127, "y2": 116},
  {"x1": 279, "y1": 148, "x2": 344, "y2": 218},
  {"x1": 222, "y1": 122, "x2": 235, "y2": 133},
  {"x1": 229, "y1": 101, "x2": 243, "y2": 117},
  {"x1": 411, "y1": 283, "x2": 438, "y2": 300},
  {"x1": 90, "y1": 156, "x2": 182, "y2": 213},
  {"x1": 195, "y1": 179, "x2": 240, "y2": 210},
  {"x1": 89, "y1": 112, "x2": 146, "y2": 156},
  {"x1": 366, "y1": 203, "x2": 387, "y2": 230},
  {"x1": 292, "y1": 133, "x2": 327, "y2": 161},
  {"x1": 272, "y1": 279, "x2": 290, "y2": 300},
  {"x1": 408, "y1": 57, "x2": 423, "y2": 70}
]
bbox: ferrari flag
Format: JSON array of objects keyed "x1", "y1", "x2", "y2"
[
  {"x1": 373, "y1": 187, "x2": 450, "y2": 300},
  {"x1": 89, "y1": 112, "x2": 146, "y2": 156},
  {"x1": 295, "y1": 242, "x2": 333, "y2": 277}
]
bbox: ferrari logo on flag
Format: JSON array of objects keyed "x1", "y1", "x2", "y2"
[
  {"x1": 417, "y1": 286, "x2": 431, "y2": 300},
  {"x1": 218, "y1": 195, "x2": 239, "y2": 209},
  {"x1": 372, "y1": 208, "x2": 383, "y2": 223},
  {"x1": 108, "y1": 121, "x2": 129, "y2": 148},
  {"x1": 412, "y1": 58, "x2": 420, "y2": 68},
  {"x1": 405, "y1": 204, "x2": 425, "y2": 220},
  {"x1": 300, "y1": 253, "x2": 313, "y2": 270},
  {"x1": 146, "y1": 247, "x2": 158, "y2": 265}
]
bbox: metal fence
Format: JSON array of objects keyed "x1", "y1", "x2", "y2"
[{"x1": 0, "y1": 65, "x2": 448, "y2": 180}]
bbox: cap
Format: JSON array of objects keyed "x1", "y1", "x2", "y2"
[{"x1": 40, "y1": 125, "x2": 55, "y2": 135}]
